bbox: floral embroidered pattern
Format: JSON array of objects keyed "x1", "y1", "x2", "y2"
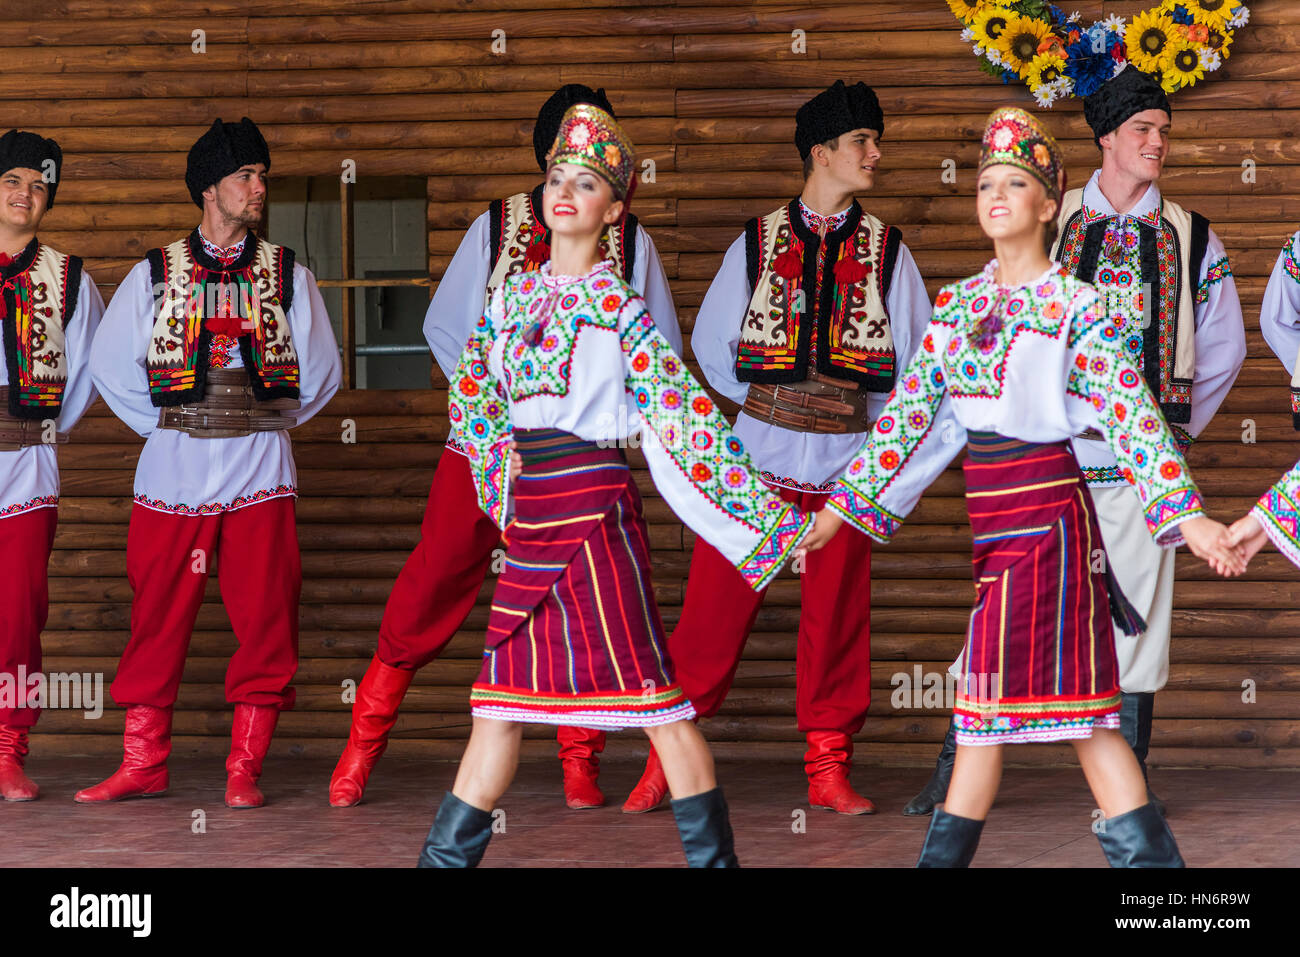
[
  {"x1": 133, "y1": 484, "x2": 296, "y2": 515},
  {"x1": 831, "y1": 264, "x2": 1203, "y2": 546},
  {"x1": 1196, "y1": 255, "x2": 1232, "y2": 304},
  {"x1": 1254, "y1": 469, "x2": 1300, "y2": 569},
  {"x1": 623, "y1": 308, "x2": 800, "y2": 534},
  {"x1": 0, "y1": 494, "x2": 58, "y2": 517}
]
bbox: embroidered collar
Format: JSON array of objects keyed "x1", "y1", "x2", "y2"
[
  {"x1": 187, "y1": 227, "x2": 257, "y2": 272},
  {"x1": 0, "y1": 237, "x2": 38, "y2": 282},
  {"x1": 197, "y1": 226, "x2": 250, "y2": 267},
  {"x1": 798, "y1": 199, "x2": 852, "y2": 235},
  {"x1": 539, "y1": 258, "x2": 614, "y2": 288},
  {"x1": 1079, "y1": 170, "x2": 1162, "y2": 228},
  {"x1": 978, "y1": 258, "x2": 1066, "y2": 293}
]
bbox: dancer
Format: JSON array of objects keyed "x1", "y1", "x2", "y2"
[
  {"x1": 800, "y1": 107, "x2": 1244, "y2": 867},
  {"x1": 906, "y1": 67, "x2": 1245, "y2": 817},
  {"x1": 416, "y1": 103, "x2": 810, "y2": 867},
  {"x1": 0, "y1": 131, "x2": 105, "y2": 801},
  {"x1": 622, "y1": 79, "x2": 931, "y2": 816},
  {"x1": 79, "y1": 117, "x2": 341, "y2": 808},
  {"x1": 1228, "y1": 227, "x2": 1300, "y2": 565},
  {"x1": 330, "y1": 84, "x2": 681, "y2": 811}
]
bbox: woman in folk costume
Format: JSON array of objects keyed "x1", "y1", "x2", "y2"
[
  {"x1": 800, "y1": 108, "x2": 1245, "y2": 867},
  {"x1": 416, "y1": 103, "x2": 811, "y2": 868},
  {"x1": 1227, "y1": 229, "x2": 1300, "y2": 567}
]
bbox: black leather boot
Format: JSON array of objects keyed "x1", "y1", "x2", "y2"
[
  {"x1": 417, "y1": 792, "x2": 494, "y2": 868},
  {"x1": 903, "y1": 717, "x2": 957, "y2": 816},
  {"x1": 1119, "y1": 692, "x2": 1166, "y2": 816},
  {"x1": 916, "y1": 807, "x2": 984, "y2": 867},
  {"x1": 670, "y1": 787, "x2": 739, "y2": 867},
  {"x1": 1095, "y1": 802, "x2": 1185, "y2": 867}
]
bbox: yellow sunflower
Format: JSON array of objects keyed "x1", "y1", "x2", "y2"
[
  {"x1": 994, "y1": 13, "x2": 1055, "y2": 78},
  {"x1": 1162, "y1": 0, "x2": 1241, "y2": 32},
  {"x1": 1026, "y1": 52, "x2": 1067, "y2": 91},
  {"x1": 1165, "y1": 38, "x2": 1207, "y2": 91},
  {"x1": 970, "y1": 6, "x2": 1017, "y2": 51},
  {"x1": 946, "y1": 0, "x2": 989, "y2": 25},
  {"x1": 1126, "y1": 9, "x2": 1179, "y2": 73}
]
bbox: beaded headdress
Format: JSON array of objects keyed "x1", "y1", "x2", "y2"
[
  {"x1": 546, "y1": 103, "x2": 636, "y2": 200},
  {"x1": 978, "y1": 107, "x2": 1063, "y2": 199}
]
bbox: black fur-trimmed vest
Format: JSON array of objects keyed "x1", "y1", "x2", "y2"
[
  {"x1": 0, "y1": 238, "x2": 82, "y2": 420},
  {"x1": 145, "y1": 229, "x2": 298, "y2": 407},
  {"x1": 1054, "y1": 187, "x2": 1209, "y2": 425},
  {"x1": 484, "y1": 184, "x2": 638, "y2": 309},
  {"x1": 738, "y1": 199, "x2": 901, "y2": 391}
]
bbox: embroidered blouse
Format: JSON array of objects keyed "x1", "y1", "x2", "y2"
[
  {"x1": 826, "y1": 260, "x2": 1206, "y2": 547},
  {"x1": 1066, "y1": 171, "x2": 1244, "y2": 487},
  {"x1": 447, "y1": 259, "x2": 810, "y2": 590}
]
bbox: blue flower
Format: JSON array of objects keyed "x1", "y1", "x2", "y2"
[
  {"x1": 1169, "y1": 5, "x2": 1195, "y2": 26},
  {"x1": 1064, "y1": 35, "x2": 1113, "y2": 98},
  {"x1": 1001, "y1": 68, "x2": 1019, "y2": 85}
]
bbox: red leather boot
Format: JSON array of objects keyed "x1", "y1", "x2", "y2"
[
  {"x1": 74, "y1": 705, "x2": 172, "y2": 803},
  {"x1": 557, "y1": 725, "x2": 606, "y2": 809},
  {"x1": 226, "y1": 703, "x2": 279, "y2": 809},
  {"x1": 0, "y1": 726, "x2": 38, "y2": 801},
  {"x1": 805, "y1": 730, "x2": 876, "y2": 815},
  {"x1": 622, "y1": 744, "x2": 669, "y2": 814},
  {"x1": 329, "y1": 655, "x2": 415, "y2": 807}
]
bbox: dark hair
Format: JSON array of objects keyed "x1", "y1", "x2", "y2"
[{"x1": 802, "y1": 136, "x2": 840, "y2": 179}]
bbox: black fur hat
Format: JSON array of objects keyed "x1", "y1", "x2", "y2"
[
  {"x1": 0, "y1": 130, "x2": 62, "y2": 207},
  {"x1": 185, "y1": 117, "x2": 271, "y2": 207},
  {"x1": 795, "y1": 80, "x2": 884, "y2": 160},
  {"x1": 1084, "y1": 66, "x2": 1172, "y2": 147}
]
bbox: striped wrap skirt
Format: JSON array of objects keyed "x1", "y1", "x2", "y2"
[
  {"x1": 952, "y1": 432, "x2": 1124, "y2": 745},
  {"x1": 468, "y1": 428, "x2": 697, "y2": 729}
]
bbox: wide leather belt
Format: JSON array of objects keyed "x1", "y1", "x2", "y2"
[
  {"x1": 742, "y1": 370, "x2": 872, "y2": 435},
  {"x1": 157, "y1": 369, "x2": 300, "y2": 439},
  {"x1": 0, "y1": 386, "x2": 70, "y2": 451}
]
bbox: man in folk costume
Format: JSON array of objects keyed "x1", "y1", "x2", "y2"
[
  {"x1": 620, "y1": 80, "x2": 932, "y2": 815},
  {"x1": 0, "y1": 131, "x2": 105, "y2": 801},
  {"x1": 905, "y1": 67, "x2": 1245, "y2": 818},
  {"x1": 329, "y1": 84, "x2": 681, "y2": 810},
  {"x1": 78, "y1": 118, "x2": 341, "y2": 808}
]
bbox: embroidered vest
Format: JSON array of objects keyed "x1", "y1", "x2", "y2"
[
  {"x1": 484, "y1": 184, "x2": 638, "y2": 310},
  {"x1": 1054, "y1": 188, "x2": 1209, "y2": 425},
  {"x1": 0, "y1": 239, "x2": 81, "y2": 420},
  {"x1": 145, "y1": 230, "x2": 298, "y2": 407},
  {"x1": 737, "y1": 200, "x2": 901, "y2": 391}
]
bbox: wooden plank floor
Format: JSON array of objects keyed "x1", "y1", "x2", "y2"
[{"x1": 2, "y1": 757, "x2": 1295, "y2": 868}]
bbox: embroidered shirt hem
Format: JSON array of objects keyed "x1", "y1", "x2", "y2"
[{"x1": 132, "y1": 484, "x2": 298, "y2": 516}]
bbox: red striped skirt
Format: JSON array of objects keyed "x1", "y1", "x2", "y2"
[
  {"x1": 468, "y1": 428, "x2": 696, "y2": 729},
  {"x1": 952, "y1": 432, "x2": 1122, "y2": 745}
]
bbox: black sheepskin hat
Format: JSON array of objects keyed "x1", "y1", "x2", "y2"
[
  {"x1": 0, "y1": 130, "x2": 62, "y2": 207},
  {"x1": 795, "y1": 80, "x2": 884, "y2": 160},
  {"x1": 1084, "y1": 66, "x2": 1172, "y2": 147},
  {"x1": 185, "y1": 117, "x2": 271, "y2": 207}
]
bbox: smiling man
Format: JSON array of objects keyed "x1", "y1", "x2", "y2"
[
  {"x1": 78, "y1": 117, "x2": 341, "y2": 809},
  {"x1": 619, "y1": 79, "x2": 932, "y2": 815},
  {"x1": 0, "y1": 130, "x2": 105, "y2": 801},
  {"x1": 907, "y1": 66, "x2": 1246, "y2": 819}
]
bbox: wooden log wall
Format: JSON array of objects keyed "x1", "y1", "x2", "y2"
[{"x1": 17, "y1": 0, "x2": 1300, "y2": 769}]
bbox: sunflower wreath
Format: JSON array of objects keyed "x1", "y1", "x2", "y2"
[{"x1": 947, "y1": 1, "x2": 1250, "y2": 107}]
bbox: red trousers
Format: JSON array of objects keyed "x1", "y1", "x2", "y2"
[
  {"x1": 0, "y1": 507, "x2": 58, "y2": 728},
  {"x1": 667, "y1": 488, "x2": 873, "y2": 735},
  {"x1": 111, "y1": 498, "x2": 300, "y2": 710},
  {"x1": 377, "y1": 449, "x2": 501, "y2": 669}
]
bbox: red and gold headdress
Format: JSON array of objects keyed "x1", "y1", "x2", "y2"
[
  {"x1": 546, "y1": 102, "x2": 636, "y2": 200},
  {"x1": 978, "y1": 107, "x2": 1064, "y2": 199}
]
